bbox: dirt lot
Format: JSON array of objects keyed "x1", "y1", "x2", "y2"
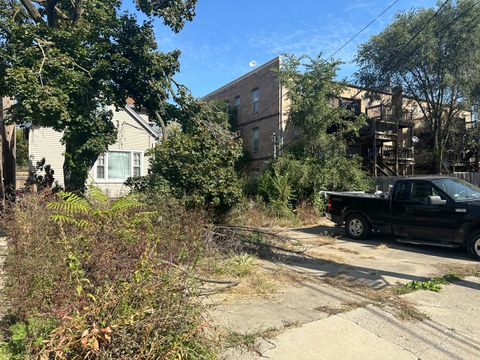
[{"x1": 209, "y1": 219, "x2": 480, "y2": 360}]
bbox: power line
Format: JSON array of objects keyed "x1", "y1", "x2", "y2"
[
  {"x1": 327, "y1": 0, "x2": 401, "y2": 60},
  {"x1": 250, "y1": 0, "x2": 402, "y2": 121},
  {"x1": 281, "y1": 0, "x2": 473, "y2": 150}
]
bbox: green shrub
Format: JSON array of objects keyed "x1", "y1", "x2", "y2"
[
  {"x1": 1, "y1": 189, "x2": 215, "y2": 359},
  {"x1": 135, "y1": 121, "x2": 243, "y2": 215},
  {"x1": 258, "y1": 167, "x2": 294, "y2": 218},
  {"x1": 257, "y1": 154, "x2": 373, "y2": 215}
]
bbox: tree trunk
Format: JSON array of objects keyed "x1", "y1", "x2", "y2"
[
  {"x1": 3, "y1": 124, "x2": 16, "y2": 200},
  {"x1": 0, "y1": 98, "x2": 16, "y2": 209},
  {"x1": 20, "y1": 0, "x2": 45, "y2": 24},
  {"x1": 62, "y1": 140, "x2": 92, "y2": 193},
  {"x1": 433, "y1": 132, "x2": 443, "y2": 174},
  {"x1": 0, "y1": 124, "x2": 4, "y2": 211},
  {"x1": 155, "y1": 111, "x2": 167, "y2": 142}
]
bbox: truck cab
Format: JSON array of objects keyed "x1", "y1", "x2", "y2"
[{"x1": 326, "y1": 177, "x2": 480, "y2": 260}]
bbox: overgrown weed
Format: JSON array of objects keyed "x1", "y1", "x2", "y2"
[{"x1": 0, "y1": 190, "x2": 216, "y2": 359}]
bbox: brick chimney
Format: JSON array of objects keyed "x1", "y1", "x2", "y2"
[{"x1": 126, "y1": 97, "x2": 135, "y2": 106}]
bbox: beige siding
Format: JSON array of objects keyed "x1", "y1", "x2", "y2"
[
  {"x1": 28, "y1": 127, "x2": 66, "y2": 186},
  {"x1": 28, "y1": 107, "x2": 157, "y2": 197},
  {"x1": 88, "y1": 108, "x2": 157, "y2": 197}
]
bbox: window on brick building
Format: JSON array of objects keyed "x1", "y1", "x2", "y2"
[
  {"x1": 252, "y1": 127, "x2": 260, "y2": 153},
  {"x1": 235, "y1": 96, "x2": 241, "y2": 107},
  {"x1": 252, "y1": 88, "x2": 259, "y2": 113}
]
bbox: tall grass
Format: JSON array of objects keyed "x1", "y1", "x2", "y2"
[{"x1": 0, "y1": 190, "x2": 216, "y2": 359}]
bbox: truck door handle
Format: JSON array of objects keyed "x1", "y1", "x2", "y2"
[{"x1": 406, "y1": 207, "x2": 414, "y2": 214}]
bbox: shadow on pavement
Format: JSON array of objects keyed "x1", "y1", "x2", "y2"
[{"x1": 291, "y1": 224, "x2": 474, "y2": 262}]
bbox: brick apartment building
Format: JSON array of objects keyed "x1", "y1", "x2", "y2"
[{"x1": 204, "y1": 57, "x2": 474, "y2": 176}]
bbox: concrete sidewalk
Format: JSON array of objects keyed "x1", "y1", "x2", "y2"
[{"x1": 258, "y1": 277, "x2": 480, "y2": 360}]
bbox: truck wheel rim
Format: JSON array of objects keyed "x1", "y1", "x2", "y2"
[
  {"x1": 349, "y1": 219, "x2": 363, "y2": 237},
  {"x1": 475, "y1": 238, "x2": 480, "y2": 257}
]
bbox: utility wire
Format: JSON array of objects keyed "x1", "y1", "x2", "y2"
[
  {"x1": 281, "y1": 0, "x2": 475, "y2": 150},
  {"x1": 249, "y1": 0, "x2": 402, "y2": 121},
  {"x1": 327, "y1": 0, "x2": 401, "y2": 60}
]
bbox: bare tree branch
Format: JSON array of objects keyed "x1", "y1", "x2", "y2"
[
  {"x1": 20, "y1": 0, "x2": 44, "y2": 24},
  {"x1": 54, "y1": 6, "x2": 70, "y2": 21},
  {"x1": 155, "y1": 111, "x2": 167, "y2": 142},
  {"x1": 34, "y1": 38, "x2": 47, "y2": 86}
]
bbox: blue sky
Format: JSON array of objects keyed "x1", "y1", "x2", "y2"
[{"x1": 122, "y1": 0, "x2": 437, "y2": 97}]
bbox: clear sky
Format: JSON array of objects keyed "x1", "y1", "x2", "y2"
[{"x1": 122, "y1": 0, "x2": 437, "y2": 97}]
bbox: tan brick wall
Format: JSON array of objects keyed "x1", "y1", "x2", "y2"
[
  {"x1": 205, "y1": 58, "x2": 473, "y2": 171},
  {"x1": 204, "y1": 58, "x2": 282, "y2": 170}
]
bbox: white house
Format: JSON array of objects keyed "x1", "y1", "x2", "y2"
[{"x1": 28, "y1": 105, "x2": 159, "y2": 197}]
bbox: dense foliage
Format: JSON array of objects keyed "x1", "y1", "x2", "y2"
[
  {"x1": 128, "y1": 99, "x2": 243, "y2": 214},
  {"x1": 355, "y1": 0, "x2": 480, "y2": 173},
  {"x1": 0, "y1": 0, "x2": 196, "y2": 191},
  {"x1": 0, "y1": 189, "x2": 214, "y2": 359},
  {"x1": 15, "y1": 128, "x2": 28, "y2": 169},
  {"x1": 259, "y1": 55, "x2": 372, "y2": 214}
]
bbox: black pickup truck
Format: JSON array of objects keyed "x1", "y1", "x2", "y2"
[{"x1": 325, "y1": 176, "x2": 480, "y2": 260}]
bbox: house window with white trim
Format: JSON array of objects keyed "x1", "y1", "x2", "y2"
[
  {"x1": 95, "y1": 151, "x2": 142, "y2": 181},
  {"x1": 97, "y1": 154, "x2": 105, "y2": 179},
  {"x1": 133, "y1": 152, "x2": 141, "y2": 177}
]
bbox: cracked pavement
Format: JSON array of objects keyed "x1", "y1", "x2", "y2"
[{"x1": 214, "y1": 223, "x2": 480, "y2": 360}]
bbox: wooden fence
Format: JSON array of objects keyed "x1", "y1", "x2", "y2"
[{"x1": 374, "y1": 173, "x2": 480, "y2": 192}]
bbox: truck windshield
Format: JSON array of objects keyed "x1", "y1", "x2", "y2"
[{"x1": 432, "y1": 178, "x2": 480, "y2": 201}]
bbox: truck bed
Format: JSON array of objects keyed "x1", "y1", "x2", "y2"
[{"x1": 326, "y1": 191, "x2": 391, "y2": 233}]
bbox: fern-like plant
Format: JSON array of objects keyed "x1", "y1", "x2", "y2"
[{"x1": 47, "y1": 192, "x2": 92, "y2": 228}]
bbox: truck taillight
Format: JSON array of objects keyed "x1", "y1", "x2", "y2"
[{"x1": 327, "y1": 197, "x2": 332, "y2": 212}]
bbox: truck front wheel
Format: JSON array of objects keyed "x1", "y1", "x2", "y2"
[
  {"x1": 466, "y1": 232, "x2": 480, "y2": 260},
  {"x1": 345, "y1": 214, "x2": 371, "y2": 240}
]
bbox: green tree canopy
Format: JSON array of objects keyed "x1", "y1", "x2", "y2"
[
  {"x1": 0, "y1": 0, "x2": 196, "y2": 191},
  {"x1": 278, "y1": 54, "x2": 366, "y2": 158},
  {"x1": 131, "y1": 97, "x2": 243, "y2": 214},
  {"x1": 263, "y1": 54, "x2": 372, "y2": 211},
  {"x1": 355, "y1": 0, "x2": 480, "y2": 173}
]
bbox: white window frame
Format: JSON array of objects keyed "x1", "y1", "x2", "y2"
[
  {"x1": 235, "y1": 95, "x2": 241, "y2": 107},
  {"x1": 96, "y1": 153, "x2": 106, "y2": 180},
  {"x1": 93, "y1": 150, "x2": 144, "y2": 183}
]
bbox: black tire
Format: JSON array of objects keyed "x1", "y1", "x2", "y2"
[
  {"x1": 345, "y1": 214, "x2": 371, "y2": 240},
  {"x1": 466, "y1": 231, "x2": 480, "y2": 261}
]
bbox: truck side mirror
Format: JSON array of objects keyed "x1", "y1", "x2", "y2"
[{"x1": 428, "y1": 195, "x2": 447, "y2": 206}]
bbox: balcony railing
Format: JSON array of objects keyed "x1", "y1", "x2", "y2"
[
  {"x1": 366, "y1": 104, "x2": 413, "y2": 128},
  {"x1": 382, "y1": 146, "x2": 414, "y2": 160}
]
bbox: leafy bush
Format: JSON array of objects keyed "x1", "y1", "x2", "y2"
[
  {"x1": 0, "y1": 190, "x2": 215, "y2": 359},
  {"x1": 142, "y1": 121, "x2": 243, "y2": 214},
  {"x1": 25, "y1": 158, "x2": 58, "y2": 192},
  {"x1": 257, "y1": 154, "x2": 373, "y2": 215},
  {"x1": 258, "y1": 167, "x2": 294, "y2": 218}
]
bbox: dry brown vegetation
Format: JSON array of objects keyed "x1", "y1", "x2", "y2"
[
  {"x1": 0, "y1": 191, "x2": 217, "y2": 359},
  {"x1": 223, "y1": 199, "x2": 322, "y2": 229},
  {"x1": 320, "y1": 275, "x2": 428, "y2": 321}
]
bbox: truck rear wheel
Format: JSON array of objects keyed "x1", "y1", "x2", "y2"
[
  {"x1": 467, "y1": 232, "x2": 480, "y2": 260},
  {"x1": 345, "y1": 214, "x2": 371, "y2": 240}
]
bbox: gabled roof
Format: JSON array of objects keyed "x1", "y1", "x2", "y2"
[{"x1": 123, "y1": 105, "x2": 160, "y2": 139}]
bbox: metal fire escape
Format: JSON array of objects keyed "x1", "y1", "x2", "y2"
[{"x1": 359, "y1": 104, "x2": 415, "y2": 177}]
